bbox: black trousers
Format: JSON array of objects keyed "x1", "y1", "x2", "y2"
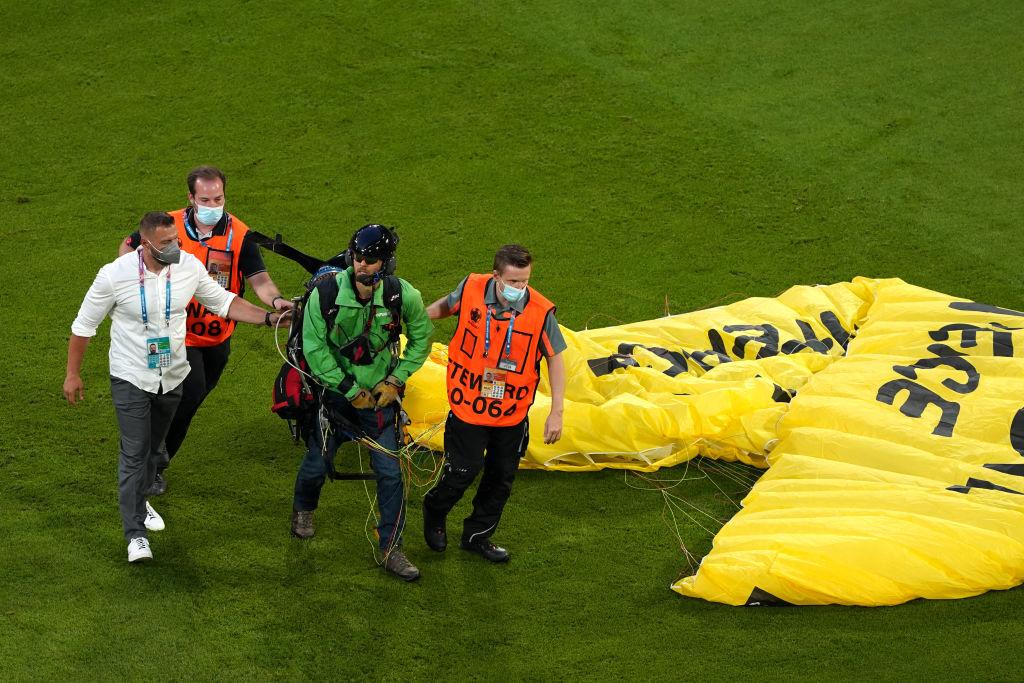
[
  {"x1": 423, "y1": 412, "x2": 530, "y2": 543},
  {"x1": 159, "y1": 339, "x2": 231, "y2": 470}
]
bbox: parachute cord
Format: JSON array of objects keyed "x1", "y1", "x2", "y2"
[
  {"x1": 320, "y1": 405, "x2": 331, "y2": 467},
  {"x1": 693, "y1": 456, "x2": 761, "y2": 490},
  {"x1": 272, "y1": 303, "x2": 353, "y2": 391},
  {"x1": 273, "y1": 309, "x2": 293, "y2": 365},
  {"x1": 697, "y1": 460, "x2": 761, "y2": 499},
  {"x1": 358, "y1": 442, "x2": 386, "y2": 564},
  {"x1": 354, "y1": 415, "x2": 445, "y2": 567},
  {"x1": 663, "y1": 494, "x2": 704, "y2": 574},
  {"x1": 624, "y1": 465, "x2": 711, "y2": 575},
  {"x1": 581, "y1": 313, "x2": 632, "y2": 331},
  {"x1": 274, "y1": 309, "x2": 447, "y2": 566},
  {"x1": 219, "y1": 339, "x2": 252, "y2": 378},
  {"x1": 269, "y1": 292, "x2": 443, "y2": 566},
  {"x1": 208, "y1": 292, "x2": 297, "y2": 380},
  {"x1": 219, "y1": 300, "x2": 285, "y2": 379},
  {"x1": 694, "y1": 291, "x2": 752, "y2": 311},
  {"x1": 634, "y1": 462, "x2": 754, "y2": 523},
  {"x1": 624, "y1": 456, "x2": 762, "y2": 576},
  {"x1": 627, "y1": 471, "x2": 727, "y2": 526}
]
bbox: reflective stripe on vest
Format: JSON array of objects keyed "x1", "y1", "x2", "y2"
[
  {"x1": 445, "y1": 273, "x2": 554, "y2": 427},
  {"x1": 170, "y1": 208, "x2": 250, "y2": 347}
]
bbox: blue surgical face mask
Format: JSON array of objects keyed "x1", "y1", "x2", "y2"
[
  {"x1": 195, "y1": 204, "x2": 224, "y2": 226},
  {"x1": 501, "y1": 280, "x2": 527, "y2": 303}
]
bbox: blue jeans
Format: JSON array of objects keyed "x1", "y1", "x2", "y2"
[{"x1": 293, "y1": 401, "x2": 405, "y2": 550}]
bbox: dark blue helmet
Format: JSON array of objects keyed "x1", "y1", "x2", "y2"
[{"x1": 349, "y1": 224, "x2": 398, "y2": 262}]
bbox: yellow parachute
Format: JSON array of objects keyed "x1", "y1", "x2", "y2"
[{"x1": 402, "y1": 278, "x2": 1024, "y2": 606}]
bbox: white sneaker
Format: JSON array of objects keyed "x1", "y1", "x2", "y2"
[
  {"x1": 127, "y1": 537, "x2": 153, "y2": 563},
  {"x1": 144, "y1": 501, "x2": 165, "y2": 531}
]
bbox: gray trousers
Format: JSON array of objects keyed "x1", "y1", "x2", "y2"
[{"x1": 110, "y1": 377, "x2": 182, "y2": 542}]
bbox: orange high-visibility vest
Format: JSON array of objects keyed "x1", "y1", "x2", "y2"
[
  {"x1": 170, "y1": 208, "x2": 250, "y2": 347},
  {"x1": 446, "y1": 273, "x2": 555, "y2": 427}
]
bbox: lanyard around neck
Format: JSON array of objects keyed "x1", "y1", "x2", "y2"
[
  {"x1": 137, "y1": 248, "x2": 171, "y2": 329},
  {"x1": 484, "y1": 308, "x2": 516, "y2": 359}
]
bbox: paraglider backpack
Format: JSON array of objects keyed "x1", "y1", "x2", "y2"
[{"x1": 271, "y1": 270, "x2": 404, "y2": 442}]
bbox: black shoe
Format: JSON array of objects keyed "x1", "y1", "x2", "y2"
[
  {"x1": 460, "y1": 537, "x2": 509, "y2": 563},
  {"x1": 146, "y1": 472, "x2": 167, "y2": 497},
  {"x1": 423, "y1": 511, "x2": 447, "y2": 552}
]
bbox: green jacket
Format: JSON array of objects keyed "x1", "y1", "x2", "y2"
[{"x1": 303, "y1": 269, "x2": 433, "y2": 399}]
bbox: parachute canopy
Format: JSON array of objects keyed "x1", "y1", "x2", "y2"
[{"x1": 402, "y1": 278, "x2": 1024, "y2": 605}]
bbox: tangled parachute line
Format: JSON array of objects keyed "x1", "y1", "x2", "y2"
[
  {"x1": 273, "y1": 313, "x2": 447, "y2": 567},
  {"x1": 625, "y1": 452, "x2": 762, "y2": 576}
]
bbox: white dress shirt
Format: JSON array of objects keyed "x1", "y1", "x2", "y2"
[{"x1": 71, "y1": 249, "x2": 237, "y2": 393}]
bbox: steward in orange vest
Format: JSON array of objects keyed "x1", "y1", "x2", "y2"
[
  {"x1": 119, "y1": 166, "x2": 293, "y2": 494},
  {"x1": 422, "y1": 244, "x2": 567, "y2": 563},
  {"x1": 171, "y1": 206, "x2": 248, "y2": 347}
]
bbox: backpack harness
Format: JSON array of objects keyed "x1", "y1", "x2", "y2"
[{"x1": 271, "y1": 268, "x2": 405, "y2": 480}]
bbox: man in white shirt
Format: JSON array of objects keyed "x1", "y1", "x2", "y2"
[{"x1": 63, "y1": 211, "x2": 289, "y2": 563}]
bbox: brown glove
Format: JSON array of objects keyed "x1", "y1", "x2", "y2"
[
  {"x1": 372, "y1": 376, "x2": 404, "y2": 408},
  {"x1": 349, "y1": 388, "x2": 376, "y2": 410}
]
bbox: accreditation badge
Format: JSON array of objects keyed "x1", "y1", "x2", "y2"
[
  {"x1": 481, "y1": 367, "x2": 507, "y2": 399},
  {"x1": 205, "y1": 249, "x2": 233, "y2": 289},
  {"x1": 146, "y1": 337, "x2": 172, "y2": 369}
]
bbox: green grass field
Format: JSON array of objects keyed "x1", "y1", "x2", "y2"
[{"x1": 3, "y1": 1, "x2": 1023, "y2": 679}]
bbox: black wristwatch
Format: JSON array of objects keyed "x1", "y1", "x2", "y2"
[
  {"x1": 264, "y1": 310, "x2": 273, "y2": 327},
  {"x1": 271, "y1": 296, "x2": 284, "y2": 309}
]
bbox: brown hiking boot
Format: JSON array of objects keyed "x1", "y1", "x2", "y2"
[
  {"x1": 383, "y1": 549, "x2": 420, "y2": 581},
  {"x1": 291, "y1": 510, "x2": 315, "y2": 539}
]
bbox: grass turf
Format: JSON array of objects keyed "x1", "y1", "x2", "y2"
[{"x1": 2, "y1": 0, "x2": 1023, "y2": 679}]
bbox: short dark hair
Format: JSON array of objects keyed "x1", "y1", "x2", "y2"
[
  {"x1": 493, "y1": 244, "x2": 532, "y2": 273},
  {"x1": 187, "y1": 166, "x2": 227, "y2": 195},
  {"x1": 139, "y1": 211, "x2": 175, "y2": 234}
]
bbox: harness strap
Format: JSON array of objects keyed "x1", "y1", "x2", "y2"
[{"x1": 320, "y1": 402, "x2": 403, "y2": 482}]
